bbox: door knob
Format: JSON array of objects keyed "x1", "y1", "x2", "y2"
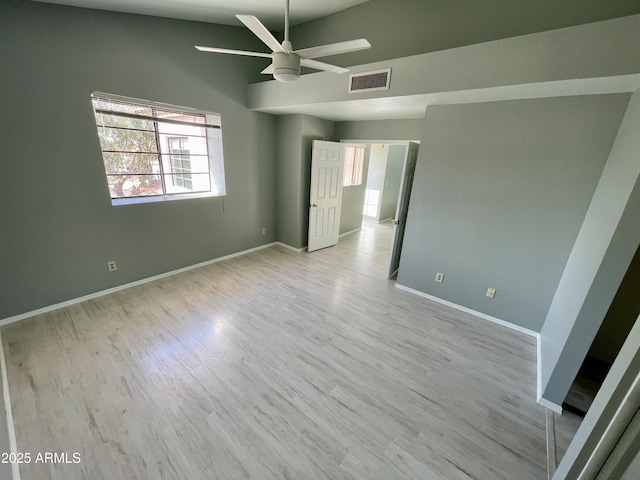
[{"x1": 311, "y1": 203, "x2": 318, "y2": 207}]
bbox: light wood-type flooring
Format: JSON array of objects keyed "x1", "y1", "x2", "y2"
[{"x1": 2, "y1": 222, "x2": 580, "y2": 479}]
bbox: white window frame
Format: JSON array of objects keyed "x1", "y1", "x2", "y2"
[
  {"x1": 343, "y1": 145, "x2": 366, "y2": 186},
  {"x1": 90, "y1": 92, "x2": 226, "y2": 206}
]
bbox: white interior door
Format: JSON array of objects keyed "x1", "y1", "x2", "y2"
[
  {"x1": 308, "y1": 140, "x2": 345, "y2": 252},
  {"x1": 388, "y1": 142, "x2": 420, "y2": 277}
]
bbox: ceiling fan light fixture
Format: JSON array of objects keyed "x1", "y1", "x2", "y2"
[
  {"x1": 273, "y1": 71, "x2": 300, "y2": 82},
  {"x1": 272, "y1": 51, "x2": 300, "y2": 82}
]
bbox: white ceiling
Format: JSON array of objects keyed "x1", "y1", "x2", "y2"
[{"x1": 32, "y1": 0, "x2": 371, "y2": 29}]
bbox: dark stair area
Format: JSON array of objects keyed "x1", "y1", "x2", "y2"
[
  {"x1": 565, "y1": 246, "x2": 640, "y2": 418},
  {"x1": 563, "y1": 355, "x2": 612, "y2": 417}
]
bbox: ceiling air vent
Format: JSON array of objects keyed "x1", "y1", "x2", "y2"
[{"x1": 348, "y1": 68, "x2": 391, "y2": 93}]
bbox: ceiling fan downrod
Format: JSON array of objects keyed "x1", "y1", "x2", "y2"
[{"x1": 273, "y1": 0, "x2": 299, "y2": 81}]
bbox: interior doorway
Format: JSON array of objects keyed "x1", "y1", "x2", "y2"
[
  {"x1": 339, "y1": 139, "x2": 420, "y2": 278},
  {"x1": 362, "y1": 144, "x2": 405, "y2": 223}
]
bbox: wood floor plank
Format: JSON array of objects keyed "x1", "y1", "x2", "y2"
[{"x1": 2, "y1": 222, "x2": 569, "y2": 479}]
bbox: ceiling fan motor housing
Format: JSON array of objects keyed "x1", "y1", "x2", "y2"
[{"x1": 273, "y1": 51, "x2": 301, "y2": 82}]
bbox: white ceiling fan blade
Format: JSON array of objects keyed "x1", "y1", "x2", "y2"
[
  {"x1": 195, "y1": 46, "x2": 272, "y2": 58},
  {"x1": 295, "y1": 39, "x2": 371, "y2": 59},
  {"x1": 236, "y1": 15, "x2": 285, "y2": 53},
  {"x1": 301, "y1": 59, "x2": 349, "y2": 74},
  {"x1": 261, "y1": 64, "x2": 275, "y2": 74}
]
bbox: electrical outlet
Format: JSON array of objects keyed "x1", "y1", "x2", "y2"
[
  {"x1": 261, "y1": 227, "x2": 267, "y2": 235},
  {"x1": 486, "y1": 288, "x2": 496, "y2": 299},
  {"x1": 435, "y1": 272, "x2": 444, "y2": 283},
  {"x1": 107, "y1": 260, "x2": 117, "y2": 272}
]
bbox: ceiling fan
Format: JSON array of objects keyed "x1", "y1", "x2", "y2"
[{"x1": 195, "y1": 0, "x2": 371, "y2": 83}]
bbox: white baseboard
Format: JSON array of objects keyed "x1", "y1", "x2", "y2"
[
  {"x1": 0, "y1": 332, "x2": 20, "y2": 480},
  {"x1": 339, "y1": 228, "x2": 362, "y2": 238},
  {"x1": 362, "y1": 218, "x2": 392, "y2": 225},
  {"x1": 274, "y1": 231, "x2": 360, "y2": 252},
  {"x1": 275, "y1": 242, "x2": 306, "y2": 253},
  {"x1": 394, "y1": 283, "x2": 565, "y2": 413},
  {"x1": 537, "y1": 337, "x2": 544, "y2": 407},
  {"x1": 538, "y1": 396, "x2": 563, "y2": 414},
  {"x1": 394, "y1": 284, "x2": 538, "y2": 337},
  {"x1": 0, "y1": 242, "x2": 278, "y2": 327}
]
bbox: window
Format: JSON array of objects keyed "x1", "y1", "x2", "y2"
[
  {"x1": 343, "y1": 145, "x2": 365, "y2": 186},
  {"x1": 168, "y1": 137, "x2": 192, "y2": 190},
  {"x1": 91, "y1": 92, "x2": 225, "y2": 205}
]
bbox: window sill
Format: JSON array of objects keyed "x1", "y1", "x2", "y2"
[{"x1": 111, "y1": 191, "x2": 224, "y2": 206}]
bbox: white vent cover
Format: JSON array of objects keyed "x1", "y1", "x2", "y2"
[{"x1": 348, "y1": 68, "x2": 391, "y2": 93}]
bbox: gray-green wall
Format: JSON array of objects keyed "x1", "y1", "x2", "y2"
[
  {"x1": 379, "y1": 145, "x2": 405, "y2": 221},
  {"x1": 339, "y1": 144, "x2": 369, "y2": 236},
  {"x1": 287, "y1": 0, "x2": 640, "y2": 68},
  {"x1": 276, "y1": 115, "x2": 304, "y2": 248},
  {"x1": 540, "y1": 92, "x2": 640, "y2": 406},
  {"x1": 335, "y1": 119, "x2": 423, "y2": 142},
  {"x1": 0, "y1": 372, "x2": 9, "y2": 479},
  {"x1": 275, "y1": 114, "x2": 335, "y2": 249},
  {"x1": 0, "y1": 0, "x2": 277, "y2": 319},
  {"x1": 397, "y1": 95, "x2": 630, "y2": 332},
  {"x1": 340, "y1": 179, "x2": 367, "y2": 235}
]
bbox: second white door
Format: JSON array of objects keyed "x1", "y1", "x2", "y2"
[{"x1": 308, "y1": 140, "x2": 345, "y2": 252}]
